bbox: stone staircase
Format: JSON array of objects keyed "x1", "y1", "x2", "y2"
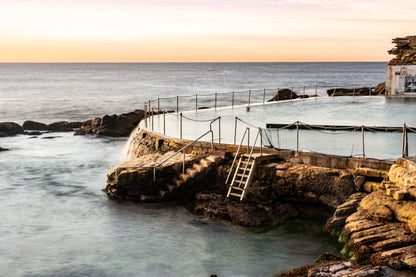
[{"x1": 141, "y1": 153, "x2": 223, "y2": 202}]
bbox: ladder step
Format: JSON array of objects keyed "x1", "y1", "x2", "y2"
[
  {"x1": 230, "y1": 187, "x2": 244, "y2": 191},
  {"x1": 229, "y1": 192, "x2": 242, "y2": 198},
  {"x1": 236, "y1": 173, "x2": 248, "y2": 178}
]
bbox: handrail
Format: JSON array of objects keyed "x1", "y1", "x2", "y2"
[
  {"x1": 115, "y1": 129, "x2": 214, "y2": 183},
  {"x1": 209, "y1": 116, "x2": 221, "y2": 144},
  {"x1": 225, "y1": 127, "x2": 250, "y2": 185}
]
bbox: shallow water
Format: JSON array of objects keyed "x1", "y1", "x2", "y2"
[{"x1": 0, "y1": 133, "x2": 340, "y2": 277}]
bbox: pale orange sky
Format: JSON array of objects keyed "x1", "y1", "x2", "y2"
[{"x1": 0, "y1": 0, "x2": 415, "y2": 62}]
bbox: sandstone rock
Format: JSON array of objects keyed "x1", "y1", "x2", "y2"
[
  {"x1": 22, "y1": 120, "x2": 48, "y2": 131},
  {"x1": 75, "y1": 109, "x2": 144, "y2": 137},
  {"x1": 388, "y1": 35, "x2": 416, "y2": 65},
  {"x1": 0, "y1": 122, "x2": 24, "y2": 137},
  {"x1": 355, "y1": 175, "x2": 366, "y2": 191}
]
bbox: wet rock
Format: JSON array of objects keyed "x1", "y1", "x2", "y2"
[
  {"x1": 0, "y1": 122, "x2": 24, "y2": 137},
  {"x1": 0, "y1": 146, "x2": 9, "y2": 152},
  {"x1": 47, "y1": 121, "x2": 82, "y2": 132},
  {"x1": 268, "y1": 89, "x2": 309, "y2": 101},
  {"x1": 75, "y1": 109, "x2": 144, "y2": 137},
  {"x1": 324, "y1": 192, "x2": 367, "y2": 232},
  {"x1": 22, "y1": 120, "x2": 48, "y2": 131},
  {"x1": 24, "y1": 131, "x2": 43, "y2": 136},
  {"x1": 326, "y1": 87, "x2": 374, "y2": 96}
]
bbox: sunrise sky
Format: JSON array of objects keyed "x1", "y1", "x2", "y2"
[{"x1": 0, "y1": 0, "x2": 415, "y2": 62}]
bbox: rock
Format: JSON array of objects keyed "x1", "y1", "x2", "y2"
[
  {"x1": 388, "y1": 35, "x2": 416, "y2": 65},
  {"x1": 75, "y1": 109, "x2": 144, "y2": 137},
  {"x1": 22, "y1": 120, "x2": 48, "y2": 131},
  {"x1": 268, "y1": 89, "x2": 308, "y2": 101},
  {"x1": 0, "y1": 122, "x2": 24, "y2": 137},
  {"x1": 47, "y1": 121, "x2": 81, "y2": 132},
  {"x1": 0, "y1": 146, "x2": 9, "y2": 152},
  {"x1": 24, "y1": 131, "x2": 42, "y2": 136},
  {"x1": 326, "y1": 87, "x2": 373, "y2": 97}
]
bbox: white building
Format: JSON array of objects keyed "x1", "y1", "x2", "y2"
[{"x1": 385, "y1": 65, "x2": 416, "y2": 95}]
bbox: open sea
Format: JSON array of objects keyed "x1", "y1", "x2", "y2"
[{"x1": 0, "y1": 62, "x2": 386, "y2": 276}]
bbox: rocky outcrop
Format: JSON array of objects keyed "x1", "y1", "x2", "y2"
[
  {"x1": 0, "y1": 122, "x2": 24, "y2": 137},
  {"x1": 248, "y1": 162, "x2": 357, "y2": 208},
  {"x1": 194, "y1": 192, "x2": 320, "y2": 227},
  {"x1": 75, "y1": 110, "x2": 144, "y2": 137},
  {"x1": 268, "y1": 89, "x2": 309, "y2": 101},
  {"x1": 22, "y1": 120, "x2": 82, "y2": 132},
  {"x1": 388, "y1": 36, "x2": 416, "y2": 65},
  {"x1": 323, "y1": 158, "x2": 416, "y2": 273},
  {"x1": 326, "y1": 83, "x2": 386, "y2": 97}
]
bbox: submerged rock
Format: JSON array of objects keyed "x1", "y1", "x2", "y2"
[
  {"x1": 0, "y1": 146, "x2": 9, "y2": 152},
  {"x1": 0, "y1": 122, "x2": 24, "y2": 137},
  {"x1": 47, "y1": 121, "x2": 82, "y2": 132},
  {"x1": 75, "y1": 110, "x2": 144, "y2": 137}
]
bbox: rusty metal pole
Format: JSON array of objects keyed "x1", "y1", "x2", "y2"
[
  {"x1": 234, "y1": 117, "x2": 238, "y2": 145},
  {"x1": 163, "y1": 109, "x2": 166, "y2": 135},
  {"x1": 263, "y1": 89, "x2": 266, "y2": 105},
  {"x1": 144, "y1": 102, "x2": 147, "y2": 128},
  {"x1": 176, "y1": 96, "x2": 179, "y2": 114},
  {"x1": 248, "y1": 90, "x2": 251, "y2": 107},
  {"x1": 195, "y1": 94, "x2": 198, "y2": 112},
  {"x1": 296, "y1": 121, "x2": 299, "y2": 153},
  {"x1": 218, "y1": 116, "x2": 221, "y2": 144},
  {"x1": 232, "y1": 92, "x2": 234, "y2": 108}
]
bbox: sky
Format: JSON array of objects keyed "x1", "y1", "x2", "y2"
[{"x1": 0, "y1": 0, "x2": 415, "y2": 62}]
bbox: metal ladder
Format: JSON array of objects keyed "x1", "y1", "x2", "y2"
[{"x1": 226, "y1": 128, "x2": 261, "y2": 201}]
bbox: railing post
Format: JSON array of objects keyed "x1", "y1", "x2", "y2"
[
  {"x1": 215, "y1": 93, "x2": 217, "y2": 110},
  {"x1": 153, "y1": 167, "x2": 156, "y2": 182},
  {"x1": 151, "y1": 107, "x2": 154, "y2": 131},
  {"x1": 263, "y1": 89, "x2": 266, "y2": 105},
  {"x1": 182, "y1": 150, "x2": 186, "y2": 174},
  {"x1": 303, "y1": 86, "x2": 305, "y2": 98},
  {"x1": 369, "y1": 84, "x2": 372, "y2": 96},
  {"x1": 296, "y1": 121, "x2": 299, "y2": 153},
  {"x1": 218, "y1": 116, "x2": 221, "y2": 144},
  {"x1": 353, "y1": 84, "x2": 356, "y2": 97},
  {"x1": 362, "y1": 126, "x2": 365, "y2": 158},
  {"x1": 180, "y1": 112, "x2": 183, "y2": 139},
  {"x1": 232, "y1": 91, "x2": 234, "y2": 108},
  {"x1": 315, "y1": 85, "x2": 317, "y2": 97},
  {"x1": 176, "y1": 96, "x2": 179, "y2": 114},
  {"x1": 247, "y1": 128, "x2": 250, "y2": 154},
  {"x1": 403, "y1": 123, "x2": 408, "y2": 157},
  {"x1": 260, "y1": 128, "x2": 263, "y2": 156},
  {"x1": 277, "y1": 88, "x2": 280, "y2": 101},
  {"x1": 234, "y1": 117, "x2": 238, "y2": 145},
  {"x1": 157, "y1": 98, "x2": 160, "y2": 113},
  {"x1": 163, "y1": 109, "x2": 166, "y2": 135},
  {"x1": 195, "y1": 94, "x2": 198, "y2": 112},
  {"x1": 291, "y1": 87, "x2": 293, "y2": 100},
  {"x1": 248, "y1": 90, "x2": 251, "y2": 107},
  {"x1": 144, "y1": 102, "x2": 147, "y2": 128}
]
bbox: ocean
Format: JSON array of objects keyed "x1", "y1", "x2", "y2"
[{"x1": 0, "y1": 62, "x2": 386, "y2": 276}]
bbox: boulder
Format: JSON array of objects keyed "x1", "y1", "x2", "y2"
[
  {"x1": 75, "y1": 109, "x2": 145, "y2": 137},
  {"x1": 22, "y1": 120, "x2": 48, "y2": 131},
  {"x1": 268, "y1": 89, "x2": 309, "y2": 101},
  {"x1": 0, "y1": 122, "x2": 24, "y2": 137},
  {"x1": 0, "y1": 146, "x2": 9, "y2": 152},
  {"x1": 47, "y1": 121, "x2": 82, "y2": 132}
]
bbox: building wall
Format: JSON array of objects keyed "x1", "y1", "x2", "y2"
[{"x1": 386, "y1": 65, "x2": 416, "y2": 95}]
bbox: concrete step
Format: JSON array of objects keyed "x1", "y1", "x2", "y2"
[
  {"x1": 206, "y1": 155, "x2": 221, "y2": 163},
  {"x1": 199, "y1": 158, "x2": 212, "y2": 167},
  {"x1": 179, "y1": 173, "x2": 191, "y2": 182},
  {"x1": 173, "y1": 178, "x2": 184, "y2": 187},
  {"x1": 193, "y1": 163, "x2": 207, "y2": 172},
  {"x1": 186, "y1": 168, "x2": 198, "y2": 177}
]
